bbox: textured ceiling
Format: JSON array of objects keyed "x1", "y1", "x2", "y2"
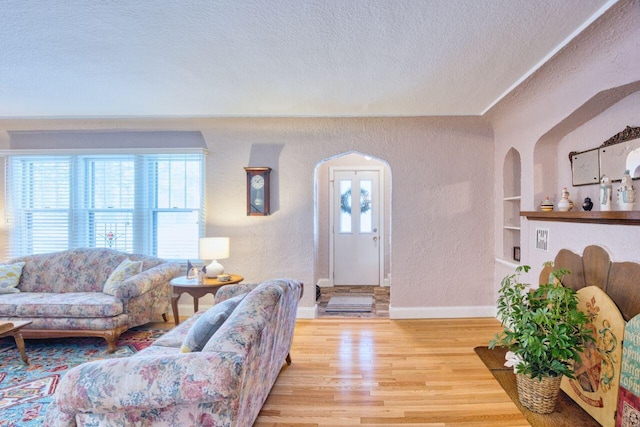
[{"x1": 0, "y1": 0, "x2": 616, "y2": 118}]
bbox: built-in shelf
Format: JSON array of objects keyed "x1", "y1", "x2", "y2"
[
  {"x1": 503, "y1": 149, "x2": 521, "y2": 261},
  {"x1": 520, "y1": 210, "x2": 640, "y2": 225}
]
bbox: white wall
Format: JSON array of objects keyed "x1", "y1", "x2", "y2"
[
  {"x1": 489, "y1": 0, "x2": 640, "y2": 290},
  {"x1": 0, "y1": 116, "x2": 495, "y2": 318},
  {"x1": 203, "y1": 117, "x2": 496, "y2": 318},
  {"x1": 557, "y1": 92, "x2": 640, "y2": 206}
]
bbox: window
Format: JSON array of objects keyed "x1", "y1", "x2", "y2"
[{"x1": 5, "y1": 152, "x2": 205, "y2": 260}]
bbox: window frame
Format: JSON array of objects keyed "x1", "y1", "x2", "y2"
[{"x1": 4, "y1": 149, "x2": 206, "y2": 261}]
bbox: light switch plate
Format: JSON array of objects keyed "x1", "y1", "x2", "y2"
[{"x1": 536, "y1": 228, "x2": 549, "y2": 252}]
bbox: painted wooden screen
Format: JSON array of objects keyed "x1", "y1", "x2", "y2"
[
  {"x1": 561, "y1": 286, "x2": 625, "y2": 427},
  {"x1": 617, "y1": 314, "x2": 640, "y2": 427}
]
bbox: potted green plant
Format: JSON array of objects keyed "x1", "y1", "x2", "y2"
[{"x1": 489, "y1": 264, "x2": 593, "y2": 414}]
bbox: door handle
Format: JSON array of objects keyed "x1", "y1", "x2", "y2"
[{"x1": 373, "y1": 236, "x2": 378, "y2": 241}]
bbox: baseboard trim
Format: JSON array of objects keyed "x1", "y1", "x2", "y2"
[
  {"x1": 318, "y1": 278, "x2": 391, "y2": 287},
  {"x1": 317, "y1": 279, "x2": 332, "y2": 287},
  {"x1": 177, "y1": 303, "x2": 197, "y2": 317},
  {"x1": 297, "y1": 305, "x2": 318, "y2": 319},
  {"x1": 183, "y1": 303, "x2": 494, "y2": 320},
  {"x1": 181, "y1": 302, "x2": 317, "y2": 320},
  {"x1": 177, "y1": 293, "x2": 215, "y2": 318},
  {"x1": 389, "y1": 305, "x2": 497, "y2": 319}
]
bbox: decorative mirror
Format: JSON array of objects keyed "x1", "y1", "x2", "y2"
[
  {"x1": 571, "y1": 148, "x2": 599, "y2": 186},
  {"x1": 570, "y1": 126, "x2": 640, "y2": 186}
]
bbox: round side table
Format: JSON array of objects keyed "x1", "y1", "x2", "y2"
[{"x1": 170, "y1": 274, "x2": 243, "y2": 325}]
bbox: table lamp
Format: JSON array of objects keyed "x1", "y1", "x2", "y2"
[{"x1": 199, "y1": 237, "x2": 229, "y2": 278}]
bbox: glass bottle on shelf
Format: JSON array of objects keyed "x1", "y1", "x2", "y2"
[
  {"x1": 558, "y1": 188, "x2": 571, "y2": 212},
  {"x1": 600, "y1": 175, "x2": 612, "y2": 211}
]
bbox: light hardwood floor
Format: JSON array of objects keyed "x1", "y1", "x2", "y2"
[{"x1": 255, "y1": 318, "x2": 529, "y2": 426}]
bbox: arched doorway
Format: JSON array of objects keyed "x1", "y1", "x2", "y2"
[{"x1": 314, "y1": 151, "x2": 392, "y2": 317}]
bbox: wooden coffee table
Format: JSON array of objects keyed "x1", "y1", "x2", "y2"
[
  {"x1": 170, "y1": 274, "x2": 243, "y2": 325},
  {"x1": 0, "y1": 320, "x2": 33, "y2": 365}
]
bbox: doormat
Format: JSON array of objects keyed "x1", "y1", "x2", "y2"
[
  {"x1": 326, "y1": 295, "x2": 373, "y2": 312},
  {"x1": 474, "y1": 346, "x2": 599, "y2": 427}
]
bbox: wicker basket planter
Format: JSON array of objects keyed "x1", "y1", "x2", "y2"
[{"x1": 516, "y1": 373, "x2": 562, "y2": 414}]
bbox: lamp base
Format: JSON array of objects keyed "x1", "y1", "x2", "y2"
[{"x1": 204, "y1": 260, "x2": 224, "y2": 278}]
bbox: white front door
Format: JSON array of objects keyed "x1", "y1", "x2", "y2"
[{"x1": 331, "y1": 168, "x2": 382, "y2": 286}]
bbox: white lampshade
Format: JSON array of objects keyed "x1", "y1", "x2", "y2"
[{"x1": 199, "y1": 237, "x2": 229, "y2": 278}]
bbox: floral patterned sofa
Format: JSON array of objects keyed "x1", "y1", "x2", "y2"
[
  {"x1": 0, "y1": 248, "x2": 181, "y2": 352},
  {"x1": 44, "y1": 278, "x2": 304, "y2": 427}
]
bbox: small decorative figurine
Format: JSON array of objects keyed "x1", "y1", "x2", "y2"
[
  {"x1": 582, "y1": 197, "x2": 593, "y2": 211},
  {"x1": 540, "y1": 197, "x2": 554, "y2": 212},
  {"x1": 600, "y1": 175, "x2": 612, "y2": 211},
  {"x1": 617, "y1": 169, "x2": 636, "y2": 211},
  {"x1": 558, "y1": 187, "x2": 571, "y2": 212},
  {"x1": 186, "y1": 260, "x2": 199, "y2": 279}
]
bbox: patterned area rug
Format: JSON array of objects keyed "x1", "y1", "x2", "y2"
[
  {"x1": 0, "y1": 326, "x2": 165, "y2": 426},
  {"x1": 325, "y1": 295, "x2": 373, "y2": 312}
]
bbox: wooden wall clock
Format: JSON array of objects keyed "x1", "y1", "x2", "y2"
[{"x1": 244, "y1": 167, "x2": 271, "y2": 216}]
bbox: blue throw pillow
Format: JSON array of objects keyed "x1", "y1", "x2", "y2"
[{"x1": 180, "y1": 293, "x2": 246, "y2": 353}]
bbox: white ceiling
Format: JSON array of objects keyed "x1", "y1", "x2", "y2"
[{"x1": 0, "y1": 0, "x2": 616, "y2": 118}]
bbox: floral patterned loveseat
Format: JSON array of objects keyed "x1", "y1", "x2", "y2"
[
  {"x1": 44, "y1": 278, "x2": 304, "y2": 427},
  {"x1": 0, "y1": 248, "x2": 181, "y2": 352}
]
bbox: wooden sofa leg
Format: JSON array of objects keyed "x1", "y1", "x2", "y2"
[
  {"x1": 162, "y1": 313, "x2": 169, "y2": 322},
  {"x1": 105, "y1": 330, "x2": 124, "y2": 353},
  {"x1": 106, "y1": 337, "x2": 117, "y2": 353},
  {"x1": 286, "y1": 353, "x2": 292, "y2": 365}
]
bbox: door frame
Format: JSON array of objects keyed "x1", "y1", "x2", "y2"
[{"x1": 329, "y1": 165, "x2": 385, "y2": 287}]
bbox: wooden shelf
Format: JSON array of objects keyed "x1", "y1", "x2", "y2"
[
  {"x1": 520, "y1": 210, "x2": 640, "y2": 225},
  {"x1": 495, "y1": 258, "x2": 521, "y2": 269}
]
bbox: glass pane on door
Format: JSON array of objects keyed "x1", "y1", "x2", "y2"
[
  {"x1": 360, "y1": 179, "x2": 372, "y2": 233},
  {"x1": 339, "y1": 179, "x2": 352, "y2": 233}
]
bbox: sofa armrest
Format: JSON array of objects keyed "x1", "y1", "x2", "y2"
[
  {"x1": 112, "y1": 262, "x2": 181, "y2": 298},
  {"x1": 216, "y1": 282, "x2": 259, "y2": 303},
  {"x1": 54, "y1": 352, "x2": 243, "y2": 415}
]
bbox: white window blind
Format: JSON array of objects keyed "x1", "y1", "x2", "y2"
[{"x1": 5, "y1": 152, "x2": 205, "y2": 260}]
